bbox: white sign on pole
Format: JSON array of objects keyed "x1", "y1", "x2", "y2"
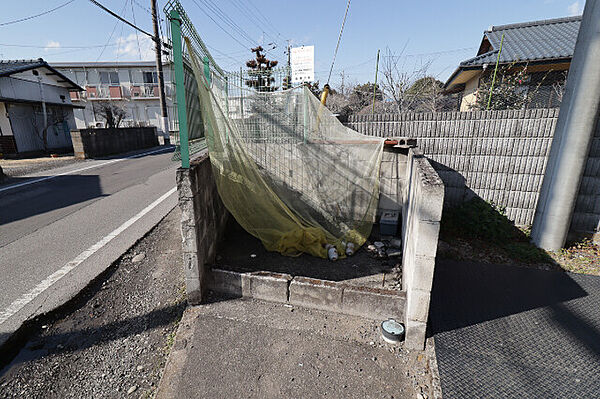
[{"x1": 291, "y1": 45, "x2": 314, "y2": 83}]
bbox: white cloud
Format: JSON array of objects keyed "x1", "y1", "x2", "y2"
[
  {"x1": 44, "y1": 41, "x2": 61, "y2": 51},
  {"x1": 115, "y1": 33, "x2": 155, "y2": 61},
  {"x1": 567, "y1": 1, "x2": 583, "y2": 15}
]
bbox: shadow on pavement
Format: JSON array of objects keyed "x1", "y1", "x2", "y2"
[
  {"x1": 0, "y1": 175, "x2": 105, "y2": 226},
  {"x1": 429, "y1": 260, "x2": 588, "y2": 334}
]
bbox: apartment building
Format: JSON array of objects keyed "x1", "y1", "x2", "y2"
[{"x1": 53, "y1": 61, "x2": 177, "y2": 137}]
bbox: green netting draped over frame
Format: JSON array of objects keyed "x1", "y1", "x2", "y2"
[{"x1": 186, "y1": 40, "x2": 384, "y2": 258}]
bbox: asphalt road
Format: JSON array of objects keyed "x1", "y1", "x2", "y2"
[{"x1": 0, "y1": 147, "x2": 179, "y2": 346}]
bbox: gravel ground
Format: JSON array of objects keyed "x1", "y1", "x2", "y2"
[
  {"x1": 218, "y1": 220, "x2": 403, "y2": 290},
  {"x1": 0, "y1": 155, "x2": 84, "y2": 179},
  {"x1": 0, "y1": 207, "x2": 185, "y2": 399}
]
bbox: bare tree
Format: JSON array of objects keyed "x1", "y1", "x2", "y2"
[
  {"x1": 94, "y1": 101, "x2": 127, "y2": 128},
  {"x1": 32, "y1": 106, "x2": 69, "y2": 152},
  {"x1": 552, "y1": 71, "x2": 568, "y2": 105},
  {"x1": 380, "y1": 46, "x2": 434, "y2": 113}
]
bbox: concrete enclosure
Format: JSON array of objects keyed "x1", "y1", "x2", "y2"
[
  {"x1": 70, "y1": 127, "x2": 159, "y2": 159},
  {"x1": 177, "y1": 145, "x2": 445, "y2": 350}
]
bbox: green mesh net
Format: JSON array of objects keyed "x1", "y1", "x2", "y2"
[{"x1": 184, "y1": 39, "x2": 384, "y2": 258}]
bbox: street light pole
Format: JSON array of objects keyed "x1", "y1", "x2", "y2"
[{"x1": 151, "y1": 0, "x2": 170, "y2": 145}]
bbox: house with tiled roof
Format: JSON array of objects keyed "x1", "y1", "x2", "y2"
[
  {"x1": 0, "y1": 58, "x2": 83, "y2": 155},
  {"x1": 445, "y1": 16, "x2": 580, "y2": 111}
]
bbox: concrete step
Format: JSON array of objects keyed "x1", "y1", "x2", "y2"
[{"x1": 207, "y1": 268, "x2": 405, "y2": 321}]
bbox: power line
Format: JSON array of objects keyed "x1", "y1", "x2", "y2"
[
  {"x1": 198, "y1": 0, "x2": 258, "y2": 46},
  {"x1": 229, "y1": 0, "x2": 280, "y2": 45},
  {"x1": 189, "y1": 0, "x2": 253, "y2": 50},
  {"x1": 130, "y1": 0, "x2": 143, "y2": 60},
  {"x1": 0, "y1": 0, "x2": 76, "y2": 27},
  {"x1": 88, "y1": 0, "x2": 155, "y2": 39},
  {"x1": 96, "y1": 0, "x2": 130, "y2": 61}
]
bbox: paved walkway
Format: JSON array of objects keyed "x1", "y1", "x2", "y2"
[
  {"x1": 430, "y1": 260, "x2": 600, "y2": 398},
  {"x1": 157, "y1": 296, "x2": 433, "y2": 399}
]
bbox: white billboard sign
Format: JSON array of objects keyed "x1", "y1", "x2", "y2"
[{"x1": 291, "y1": 45, "x2": 314, "y2": 83}]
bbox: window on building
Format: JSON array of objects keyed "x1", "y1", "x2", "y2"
[
  {"x1": 143, "y1": 71, "x2": 158, "y2": 84},
  {"x1": 100, "y1": 71, "x2": 120, "y2": 85}
]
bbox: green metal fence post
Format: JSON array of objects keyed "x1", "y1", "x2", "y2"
[
  {"x1": 303, "y1": 86, "x2": 308, "y2": 144},
  {"x1": 203, "y1": 56, "x2": 211, "y2": 84},
  {"x1": 225, "y1": 76, "x2": 229, "y2": 144},
  {"x1": 170, "y1": 9, "x2": 190, "y2": 168}
]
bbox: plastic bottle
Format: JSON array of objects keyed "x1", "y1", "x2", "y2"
[
  {"x1": 325, "y1": 244, "x2": 338, "y2": 261},
  {"x1": 345, "y1": 242, "x2": 355, "y2": 256}
]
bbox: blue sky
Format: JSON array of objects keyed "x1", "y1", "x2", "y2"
[{"x1": 0, "y1": 0, "x2": 585, "y2": 88}]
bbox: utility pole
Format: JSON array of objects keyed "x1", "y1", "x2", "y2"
[
  {"x1": 151, "y1": 0, "x2": 169, "y2": 145},
  {"x1": 531, "y1": 0, "x2": 600, "y2": 249}
]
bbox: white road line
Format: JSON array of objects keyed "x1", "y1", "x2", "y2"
[
  {"x1": 0, "y1": 147, "x2": 172, "y2": 194},
  {"x1": 0, "y1": 186, "x2": 177, "y2": 324}
]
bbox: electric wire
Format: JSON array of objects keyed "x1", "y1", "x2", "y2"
[
  {"x1": 88, "y1": 0, "x2": 155, "y2": 39},
  {"x1": 0, "y1": 0, "x2": 76, "y2": 27},
  {"x1": 197, "y1": 0, "x2": 258, "y2": 46},
  {"x1": 189, "y1": 0, "x2": 253, "y2": 50},
  {"x1": 96, "y1": 0, "x2": 130, "y2": 61},
  {"x1": 131, "y1": 0, "x2": 143, "y2": 60},
  {"x1": 327, "y1": 0, "x2": 351, "y2": 85}
]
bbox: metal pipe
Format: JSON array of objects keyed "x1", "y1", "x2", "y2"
[
  {"x1": 372, "y1": 49, "x2": 380, "y2": 115},
  {"x1": 531, "y1": 0, "x2": 600, "y2": 249},
  {"x1": 169, "y1": 9, "x2": 190, "y2": 168},
  {"x1": 487, "y1": 33, "x2": 504, "y2": 110}
]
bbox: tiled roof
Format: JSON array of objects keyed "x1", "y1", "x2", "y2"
[
  {"x1": 0, "y1": 58, "x2": 82, "y2": 90},
  {"x1": 460, "y1": 16, "x2": 580, "y2": 67},
  {"x1": 0, "y1": 59, "x2": 46, "y2": 77}
]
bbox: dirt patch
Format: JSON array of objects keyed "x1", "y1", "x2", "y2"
[
  {"x1": 438, "y1": 198, "x2": 600, "y2": 275},
  {"x1": 216, "y1": 220, "x2": 402, "y2": 290},
  {"x1": 0, "y1": 207, "x2": 185, "y2": 398},
  {"x1": 0, "y1": 155, "x2": 83, "y2": 179}
]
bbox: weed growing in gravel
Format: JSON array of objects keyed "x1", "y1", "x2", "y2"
[
  {"x1": 441, "y1": 198, "x2": 553, "y2": 264},
  {"x1": 441, "y1": 198, "x2": 599, "y2": 274}
]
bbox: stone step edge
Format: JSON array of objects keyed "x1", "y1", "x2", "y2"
[{"x1": 207, "y1": 268, "x2": 405, "y2": 321}]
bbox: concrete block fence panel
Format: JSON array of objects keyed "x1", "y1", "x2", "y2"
[
  {"x1": 341, "y1": 286, "x2": 405, "y2": 320},
  {"x1": 289, "y1": 277, "x2": 344, "y2": 312},
  {"x1": 177, "y1": 151, "x2": 229, "y2": 305},
  {"x1": 400, "y1": 148, "x2": 445, "y2": 350},
  {"x1": 246, "y1": 272, "x2": 292, "y2": 303},
  {"x1": 70, "y1": 127, "x2": 158, "y2": 159}
]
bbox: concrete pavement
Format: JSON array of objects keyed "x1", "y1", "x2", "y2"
[
  {"x1": 0, "y1": 147, "x2": 179, "y2": 347},
  {"x1": 156, "y1": 296, "x2": 436, "y2": 399}
]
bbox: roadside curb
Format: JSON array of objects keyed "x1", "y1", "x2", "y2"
[{"x1": 208, "y1": 268, "x2": 405, "y2": 321}]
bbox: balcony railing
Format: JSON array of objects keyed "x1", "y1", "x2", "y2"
[
  {"x1": 82, "y1": 83, "x2": 173, "y2": 101},
  {"x1": 86, "y1": 84, "x2": 123, "y2": 100}
]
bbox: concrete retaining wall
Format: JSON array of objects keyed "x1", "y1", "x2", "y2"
[
  {"x1": 401, "y1": 148, "x2": 445, "y2": 350},
  {"x1": 177, "y1": 151, "x2": 229, "y2": 304},
  {"x1": 207, "y1": 269, "x2": 406, "y2": 321},
  {"x1": 71, "y1": 127, "x2": 158, "y2": 159},
  {"x1": 346, "y1": 110, "x2": 600, "y2": 238}
]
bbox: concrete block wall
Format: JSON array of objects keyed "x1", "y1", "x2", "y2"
[
  {"x1": 378, "y1": 145, "x2": 408, "y2": 215},
  {"x1": 346, "y1": 110, "x2": 600, "y2": 239},
  {"x1": 401, "y1": 148, "x2": 445, "y2": 350},
  {"x1": 71, "y1": 127, "x2": 158, "y2": 159},
  {"x1": 176, "y1": 151, "x2": 229, "y2": 304}
]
